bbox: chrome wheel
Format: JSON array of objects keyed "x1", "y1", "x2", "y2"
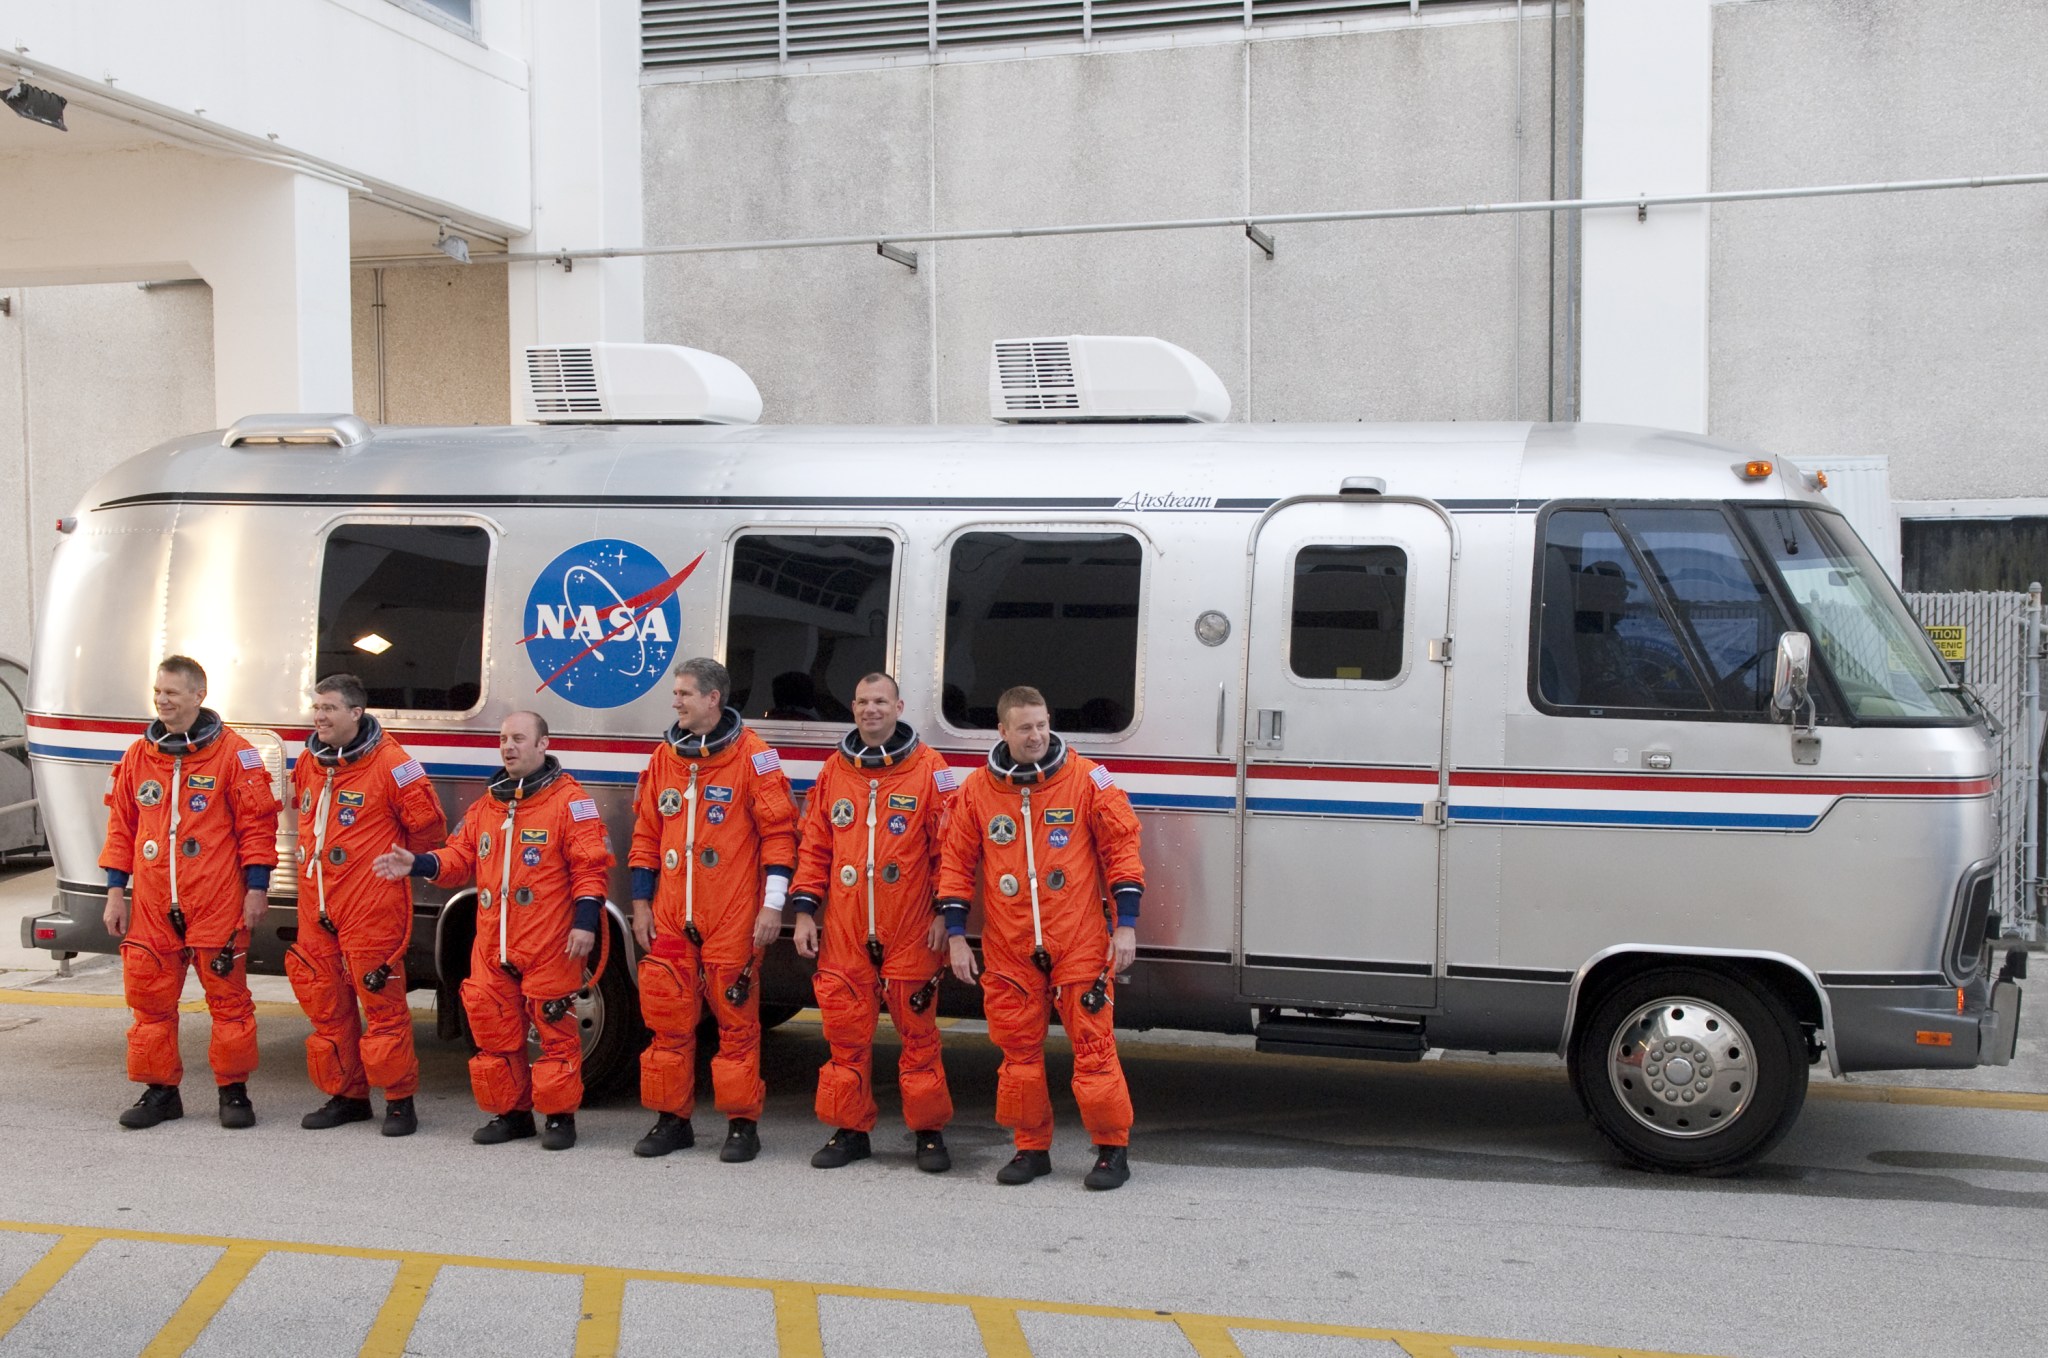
[{"x1": 1607, "y1": 994, "x2": 1756, "y2": 1139}]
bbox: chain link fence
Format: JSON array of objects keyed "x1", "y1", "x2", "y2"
[{"x1": 1905, "y1": 588, "x2": 2043, "y2": 941}]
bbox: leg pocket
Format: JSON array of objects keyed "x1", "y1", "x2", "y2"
[
  {"x1": 636, "y1": 955, "x2": 699, "y2": 1036},
  {"x1": 469, "y1": 1052, "x2": 527, "y2": 1115}
]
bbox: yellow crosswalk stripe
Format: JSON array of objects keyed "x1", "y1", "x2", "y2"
[
  {"x1": 358, "y1": 1256, "x2": 438, "y2": 1358},
  {"x1": 969, "y1": 1300, "x2": 1034, "y2": 1357},
  {"x1": 0, "y1": 1231, "x2": 94, "y2": 1340},
  {"x1": 573, "y1": 1267, "x2": 627, "y2": 1358},
  {"x1": 0, "y1": 1219, "x2": 1732, "y2": 1358},
  {"x1": 139, "y1": 1243, "x2": 264, "y2": 1358}
]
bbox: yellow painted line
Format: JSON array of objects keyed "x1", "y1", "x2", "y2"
[
  {"x1": 0, "y1": 988, "x2": 433, "y2": 1020},
  {"x1": 770, "y1": 1281, "x2": 824, "y2": 1358},
  {"x1": 572, "y1": 1267, "x2": 626, "y2": 1358},
  {"x1": 1176, "y1": 1314, "x2": 1247, "y2": 1357},
  {"x1": 970, "y1": 1300, "x2": 1034, "y2": 1357},
  {"x1": 0, "y1": 1230, "x2": 94, "y2": 1339},
  {"x1": 1806, "y1": 1081, "x2": 2048, "y2": 1112},
  {"x1": 358, "y1": 1256, "x2": 438, "y2": 1358},
  {"x1": 0, "y1": 1219, "x2": 1732, "y2": 1358},
  {"x1": 139, "y1": 1243, "x2": 263, "y2": 1358},
  {"x1": 1397, "y1": 1341, "x2": 1459, "y2": 1358}
]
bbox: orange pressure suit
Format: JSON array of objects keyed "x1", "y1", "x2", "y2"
[
  {"x1": 629, "y1": 709, "x2": 797, "y2": 1123},
  {"x1": 788, "y1": 723, "x2": 959, "y2": 1135},
  {"x1": 100, "y1": 710, "x2": 281, "y2": 1089},
  {"x1": 421, "y1": 758, "x2": 613, "y2": 1117},
  {"x1": 286, "y1": 717, "x2": 445, "y2": 1102},
  {"x1": 936, "y1": 735, "x2": 1145, "y2": 1151}
]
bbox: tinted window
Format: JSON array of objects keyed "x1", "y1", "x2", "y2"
[
  {"x1": 317, "y1": 524, "x2": 489, "y2": 711},
  {"x1": 1290, "y1": 545, "x2": 1406, "y2": 681},
  {"x1": 943, "y1": 532, "x2": 1141, "y2": 733},
  {"x1": 1619, "y1": 508, "x2": 1792, "y2": 713},
  {"x1": 1535, "y1": 510, "x2": 1710, "y2": 711},
  {"x1": 725, "y1": 535, "x2": 894, "y2": 723}
]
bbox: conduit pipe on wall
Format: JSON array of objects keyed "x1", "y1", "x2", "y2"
[{"x1": 351, "y1": 170, "x2": 2048, "y2": 269}]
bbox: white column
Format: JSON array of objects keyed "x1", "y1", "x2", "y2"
[
  {"x1": 193, "y1": 166, "x2": 355, "y2": 420},
  {"x1": 506, "y1": 0, "x2": 645, "y2": 402},
  {"x1": 1578, "y1": 0, "x2": 1711, "y2": 432}
]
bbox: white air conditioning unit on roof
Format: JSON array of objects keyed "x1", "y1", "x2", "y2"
[
  {"x1": 989, "y1": 335, "x2": 1230, "y2": 423},
  {"x1": 521, "y1": 343, "x2": 762, "y2": 425}
]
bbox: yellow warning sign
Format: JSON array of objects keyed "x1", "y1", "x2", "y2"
[{"x1": 1925, "y1": 626, "x2": 1966, "y2": 661}]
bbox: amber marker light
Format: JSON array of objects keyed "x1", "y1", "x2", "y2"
[
  {"x1": 1739, "y1": 460, "x2": 1774, "y2": 480},
  {"x1": 1915, "y1": 1031, "x2": 1954, "y2": 1047}
]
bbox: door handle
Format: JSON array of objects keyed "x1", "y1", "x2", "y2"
[{"x1": 1251, "y1": 708, "x2": 1284, "y2": 750}]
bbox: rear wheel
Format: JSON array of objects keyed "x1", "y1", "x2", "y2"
[{"x1": 1568, "y1": 965, "x2": 1807, "y2": 1175}]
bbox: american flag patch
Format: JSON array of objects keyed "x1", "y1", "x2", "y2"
[
  {"x1": 752, "y1": 749, "x2": 782, "y2": 776},
  {"x1": 391, "y1": 758, "x2": 425, "y2": 787},
  {"x1": 1090, "y1": 765, "x2": 1115, "y2": 790},
  {"x1": 570, "y1": 798, "x2": 599, "y2": 822},
  {"x1": 237, "y1": 747, "x2": 263, "y2": 770},
  {"x1": 933, "y1": 766, "x2": 959, "y2": 792}
]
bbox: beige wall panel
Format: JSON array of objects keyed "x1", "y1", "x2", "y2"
[
  {"x1": 353, "y1": 265, "x2": 510, "y2": 426},
  {"x1": 1711, "y1": 0, "x2": 2048, "y2": 499}
]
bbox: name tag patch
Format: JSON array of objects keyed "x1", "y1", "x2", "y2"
[
  {"x1": 1042, "y1": 808, "x2": 1076, "y2": 825},
  {"x1": 706, "y1": 786, "x2": 734, "y2": 804},
  {"x1": 186, "y1": 775, "x2": 217, "y2": 790},
  {"x1": 520, "y1": 828, "x2": 549, "y2": 845},
  {"x1": 887, "y1": 793, "x2": 918, "y2": 812},
  {"x1": 338, "y1": 790, "x2": 366, "y2": 808}
]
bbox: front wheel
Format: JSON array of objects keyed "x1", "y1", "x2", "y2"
[{"x1": 1568, "y1": 966, "x2": 1808, "y2": 1175}]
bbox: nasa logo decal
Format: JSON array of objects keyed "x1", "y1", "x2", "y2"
[{"x1": 519, "y1": 540, "x2": 704, "y2": 709}]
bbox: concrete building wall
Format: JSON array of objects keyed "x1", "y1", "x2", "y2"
[
  {"x1": 641, "y1": 11, "x2": 1571, "y2": 425},
  {"x1": 0, "y1": 283, "x2": 216, "y2": 664},
  {"x1": 1709, "y1": 0, "x2": 2048, "y2": 501},
  {"x1": 350, "y1": 266, "x2": 511, "y2": 425}
]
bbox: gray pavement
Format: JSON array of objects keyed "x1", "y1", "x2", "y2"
[{"x1": 1, "y1": 858, "x2": 2045, "y2": 1358}]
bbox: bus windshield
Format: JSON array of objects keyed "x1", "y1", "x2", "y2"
[{"x1": 1741, "y1": 506, "x2": 1970, "y2": 722}]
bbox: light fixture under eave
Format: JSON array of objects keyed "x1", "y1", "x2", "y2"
[
  {"x1": 3, "y1": 82, "x2": 67, "y2": 131},
  {"x1": 434, "y1": 225, "x2": 471, "y2": 264},
  {"x1": 353, "y1": 633, "x2": 393, "y2": 656}
]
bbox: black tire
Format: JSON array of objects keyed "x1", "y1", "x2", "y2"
[
  {"x1": 573, "y1": 933, "x2": 644, "y2": 1100},
  {"x1": 1567, "y1": 965, "x2": 1808, "y2": 1175}
]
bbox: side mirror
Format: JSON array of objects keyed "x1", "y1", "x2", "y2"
[{"x1": 1771, "y1": 632, "x2": 1811, "y2": 720}]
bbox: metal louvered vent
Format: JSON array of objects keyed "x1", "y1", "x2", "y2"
[
  {"x1": 994, "y1": 340, "x2": 1082, "y2": 412},
  {"x1": 526, "y1": 348, "x2": 605, "y2": 416},
  {"x1": 644, "y1": 0, "x2": 1451, "y2": 72}
]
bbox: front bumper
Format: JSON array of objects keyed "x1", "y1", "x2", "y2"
[{"x1": 1827, "y1": 978, "x2": 2023, "y2": 1072}]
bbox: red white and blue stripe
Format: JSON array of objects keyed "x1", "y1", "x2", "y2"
[{"x1": 27, "y1": 716, "x2": 1991, "y2": 832}]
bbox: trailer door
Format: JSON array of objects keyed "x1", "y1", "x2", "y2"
[{"x1": 1239, "y1": 499, "x2": 1452, "y2": 1010}]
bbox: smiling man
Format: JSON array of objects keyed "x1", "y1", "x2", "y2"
[
  {"x1": 99, "y1": 656, "x2": 282, "y2": 1131},
  {"x1": 286, "y1": 674, "x2": 446, "y2": 1137}
]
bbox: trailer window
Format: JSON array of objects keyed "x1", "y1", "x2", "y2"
[
  {"x1": 1535, "y1": 511, "x2": 1711, "y2": 712},
  {"x1": 725, "y1": 535, "x2": 895, "y2": 723},
  {"x1": 943, "y1": 531, "x2": 1142, "y2": 733},
  {"x1": 316, "y1": 524, "x2": 489, "y2": 711},
  {"x1": 1289, "y1": 545, "x2": 1406, "y2": 681}
]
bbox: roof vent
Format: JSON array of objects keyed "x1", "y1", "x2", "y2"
[
  {"x1": 521, "y1": 342, "x2": 762, "y2": 425},
  {"x1": 989, "y1": 335, "x2": 1230, "y2": 423},
  {"x1": 222, "y1": 414, "x2": 373, "y2": 449}
]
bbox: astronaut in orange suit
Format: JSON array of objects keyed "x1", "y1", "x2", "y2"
[
  {"x1": 374, "y1": 711, "x2": 611, "y2": 1150},
  {"x1": 100, "y1": 656, "x2": 281, "y2": 1131},
  {"x1": 628, "y1": 656, "x2": 798, "y2": 1165},
  {"x1": 937, "y1": 685, "x2": 1145, "y2": 1190},
  {"x1": 789, "y1": 672, "x2": 959, "y2": 1173},
  {"x1": 287, "y1": 673, "x2": 446, "y2": 1137}
]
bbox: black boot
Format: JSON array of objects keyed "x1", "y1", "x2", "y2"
[
  {"x1": 995, "y1": 1149, "x2": 1052, "y2": 1185},
  {"x1": 118, "y1": 1084, "x2": 183, "y2": 1130},
  {"x1": 473, "y1": 1110, "x2": 538, "y2": 1145},
  {"x1": 217, "y1": 1083, "x2": 255, "y2": 1130},
  {"x1": 719, "y1": 1117, "x2": 761, "y2": 1163},
  {"x1": 913, "y1": 1129, "x2": 951, "y2": 1174},
  {"x1": 634, "y1": 1113, "x2": 694, "y2": 1158},
  {"x1": 301, "y1": 1094, "x2": 373, "y2": 1130},
  {"x1": 382, "y1": 1097, "x2": 418, "y2": 1138},
  {"x1": 809, "y1": 1128, "x2": 871, "y2": 1169},
  {"x1": 542, "y1": 1113, "x2": 577, "y2": 1151},
  {"x1": 1084, "y1": 1144, "x2": 1131, "y2": 1191}
]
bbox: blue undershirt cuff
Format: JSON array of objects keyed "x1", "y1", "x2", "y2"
[
  {"x1": 105, "y1": 869, "x2": 131, "y2": 889},
  {"x1": 572, "y1": 897, "x2": 603, "y2": 935},
  {"x1": 244, "y1": 866, "x2": 272, "y2": 891},
  {"x1": 409, "y1": 852, "x2": 439, "y2": 880},
  {"x1": 630, "y1": 867, "x2": 656, "y2": 901},
  {"x1": 1113, "y1": 885, "x2": 1141, "y2": 928}
]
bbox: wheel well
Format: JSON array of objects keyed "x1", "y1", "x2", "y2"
[
  {"x1": 432, "y1": 891, "x2": 478, "y2": 989},
  {"x1": 1572, "y1": 952, "x2": 1825, "y2": 1051}
]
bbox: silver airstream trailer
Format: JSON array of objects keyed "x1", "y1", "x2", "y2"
[{"x1": 22, "y1": 337, "x2": 2022, "y2": 1173}]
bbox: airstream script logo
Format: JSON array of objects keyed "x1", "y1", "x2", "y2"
[
  {"x1": 1114, "y1": 491, "x2": 1216, "y2": 511},
  {"x1": 520, "y1": 539, "x2": 703, "y2": 708}
]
